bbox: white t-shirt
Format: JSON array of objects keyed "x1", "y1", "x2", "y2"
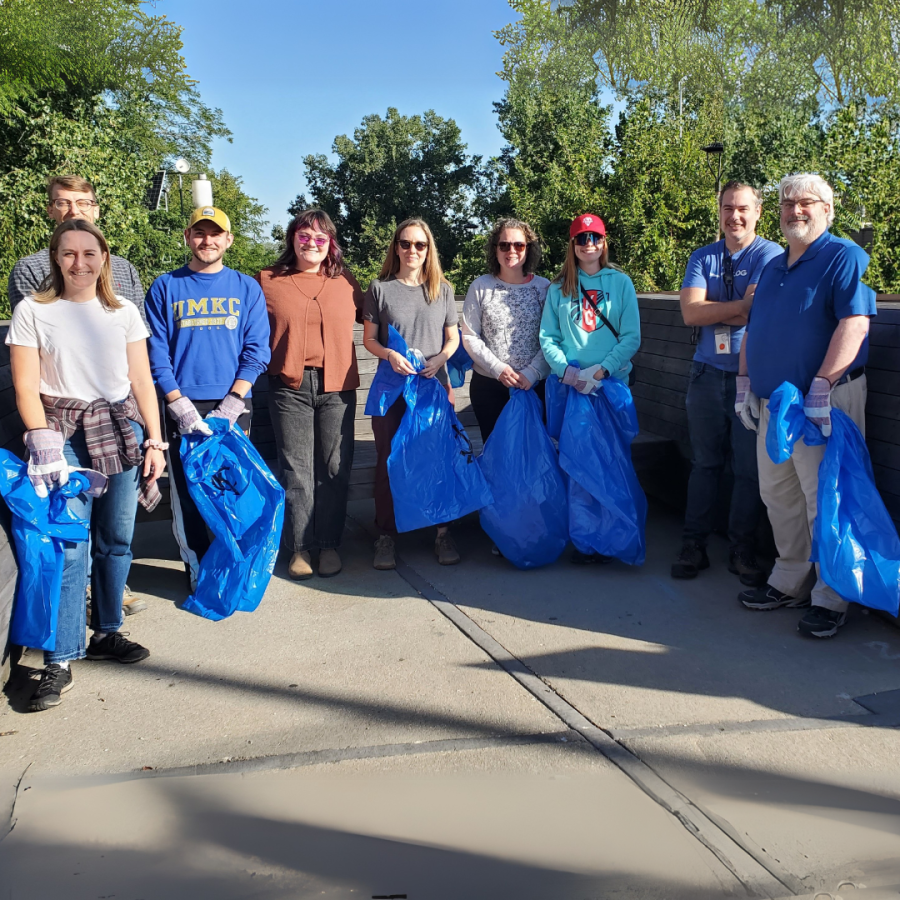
[{"x1": 6, "y1": 295, "x2": 150, "y2": 403}]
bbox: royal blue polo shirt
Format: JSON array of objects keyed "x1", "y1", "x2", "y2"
[
  {"x1": 746, "y1": 231, "x2": 876, "y2": 399},
  {"x1": 682, "y1": 236, "x2": 782, "y2": 372}
]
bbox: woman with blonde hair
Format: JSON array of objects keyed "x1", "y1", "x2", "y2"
[
  {"x1": 7, "y1": 218, "x2": 166, "y2": 711},
  {"x1": 362, "y1": 217, "x2": 460, "y2": 570},
  {"x1": 539, "y1": 213, "x2": 641, "y2": 563}
]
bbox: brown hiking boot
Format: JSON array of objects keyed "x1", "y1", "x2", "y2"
[
  {"x1": 318, "y1": 548, "x2": 342, "y2": 578},
  {"x1": 373, "y1": 535, "x2": 396, "y2": 570},
  {"x1": 122, "y1": 584, "x2": 147, "y2": 616},
  {"x1": 288, "y1": 551, "x2": 313, "y2": 580},
  {"x1": 435, "y1": 531, "x2": 460, "y2": 566}
]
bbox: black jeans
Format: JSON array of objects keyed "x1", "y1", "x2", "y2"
[
  {"x1": 470, "y1": 371, "x2": 546, "y2": 443},
  {"x1": 268, "y1": 371, "x2": 356, "y2": 552},
  {"x1": 683, "y1": 361, "x2": 761, "y2": 549}
]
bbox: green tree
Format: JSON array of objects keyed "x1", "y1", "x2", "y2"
[
  {"x1": 496, "y1": 82, "x2": 613, "y2": 274},
  {"x1": 293, "y1": 108, "x2": 488, "y2": 290}
]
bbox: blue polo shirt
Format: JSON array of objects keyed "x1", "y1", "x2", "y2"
[
  {"x1": 746, "y1": 231, "x2": 876, "y2": 399},
  {"x1": 682, "y1": 236, "x2": 782, "y2": 372}
]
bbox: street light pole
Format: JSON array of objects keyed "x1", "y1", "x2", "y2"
[
  {"x1": 701, "y1": 142, "x2": 725, "y2": 240},
  {"x1": 678, "y1": 76, "x2": 687, "y2": 139}
]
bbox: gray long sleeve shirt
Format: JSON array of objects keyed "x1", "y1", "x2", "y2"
[
  {"x1": 7, "y1": 248, "x2": 146, "y2": 321},
  {"x1": 461, "y1": 274, "x2": 551, "y2": 385}
]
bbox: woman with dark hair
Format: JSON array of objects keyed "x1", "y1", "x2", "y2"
[
  {"x1": 7, "y1": 218, "x2": 166, "y2": 711},
  {"x1": 462, "y1": 217, "x2": 550, "y2": 443},
  {"x1": 362, "y1": 217, "x2": 460, "y2": 571},
  {"x1": 540, "y1": 213, "x2": 641, "y2": 563},
  {"x1": 256, "y1": 209, "x2": 363, "y2": 579}
]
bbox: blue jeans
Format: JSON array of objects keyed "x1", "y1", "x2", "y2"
[
  {"x1": 683, "y1": 362, "x2": 761, "y2": 550},
  {"x1": 45, "y1": 420, "x2": 143, "y2": 665}
]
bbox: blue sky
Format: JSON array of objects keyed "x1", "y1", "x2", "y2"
[{"x1": 159, "y1": 0, "x2": 521, "y2": 231}]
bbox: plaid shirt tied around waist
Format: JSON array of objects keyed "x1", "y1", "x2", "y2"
[{"x1": 42, "y1": 394, "x2": 161, "y2": 512}]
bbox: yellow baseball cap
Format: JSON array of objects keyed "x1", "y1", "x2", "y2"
[{"x1": 187, "y1": 206, "x2": 231, "y2": 233}]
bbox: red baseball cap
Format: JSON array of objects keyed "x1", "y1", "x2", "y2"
[{"x1": 569, "y1": 213, "x2": 606, "y2": 238}]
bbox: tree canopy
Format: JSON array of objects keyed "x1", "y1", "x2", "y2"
[{"x1": 293, "y1": 108, "x2": 492, "y2": 289}]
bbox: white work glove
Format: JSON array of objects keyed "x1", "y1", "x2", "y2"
[
  {"x1": 562, "y1": 364, "x2": 605, "y2": 395},
  {"x1": 24, "y1": 428, "x2": 68, "y2": 498},
  {"x1": 804, "y1": 376, "x2": 833, "y2": 437},
  {"x1": 579, "y1": 364, "x2": 607, "y2": 394},
  {"x1": 734, "y1": 375, "x2": 760, "y2": 433},
  {"x1": 167, "y1": 397, "x2": 213, "y2": 436}
]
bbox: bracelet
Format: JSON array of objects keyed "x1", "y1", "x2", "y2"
[{"x1": 143, "y1": 439, "x2": 169, "y2": 451}]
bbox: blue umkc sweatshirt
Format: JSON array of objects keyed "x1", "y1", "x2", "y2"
[
  {"x1": 144, "y1": 266, "x2": 271, "y2": 401},
  {"x1": 540, "y1": 267, "x2": 641, "y2": 380}
]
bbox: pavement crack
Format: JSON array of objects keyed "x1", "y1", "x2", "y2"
[
  {"x1": 2, "y1": 761, "x2": 32, "y2": 843},
  {"x1": 387, "y1": 549, "x2": 798, "y2": 899}
]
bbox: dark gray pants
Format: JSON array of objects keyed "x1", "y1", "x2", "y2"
[{"x1": 268, "y1": 371, "x2": 356, "y2": 552}]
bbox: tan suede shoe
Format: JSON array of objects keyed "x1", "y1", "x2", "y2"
[
  {"x1": 288, "y1": 551, "x2": 313, "y2": 580},
  {"x1": 318, "y1": 548, "x2": 342, "y2": 578}
]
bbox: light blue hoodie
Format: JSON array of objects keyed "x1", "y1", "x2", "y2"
[{"x1": 540, "y1": 267, "x2": 641, "y2": 380}]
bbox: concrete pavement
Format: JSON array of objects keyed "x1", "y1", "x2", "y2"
[{"x1": 1, "y1": 500, "x2": 899, "y2": 898}]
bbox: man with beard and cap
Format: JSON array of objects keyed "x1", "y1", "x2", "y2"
[
  {"x1": 672, "y1": 181, "x2": 782, "y2": 585},
  {"x1": 143, "y1": 206, "x2": 270, "y2": 592},
  {"x1": 736, "y1": 173, "x2": 876, "y2": 638}
]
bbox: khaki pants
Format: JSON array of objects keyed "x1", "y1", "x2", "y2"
[{"x1": 756, "y1": 376, "x2": 867, "y2": 612}]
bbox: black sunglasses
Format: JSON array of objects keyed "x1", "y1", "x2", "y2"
[
  {"x1": 398, "y1": 239, "x2": 428, "y2": 251},
  {"x1": 498, "y1": 241, "x2": 527, "y2": 252},
  {"x1": 575, "y1": 232, "x2": 605, "y2": 246},
  {"x1": 723, "y1": 254, "x2": 734, "y2": 288}
]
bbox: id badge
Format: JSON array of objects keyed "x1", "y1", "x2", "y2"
[{"x1": 714, "y1": 325, "x2": 731, "y2": 355}]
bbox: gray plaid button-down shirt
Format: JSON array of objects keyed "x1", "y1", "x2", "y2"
[{"x1": 7, "y1": 248, "x2": 146, "y2": 320}]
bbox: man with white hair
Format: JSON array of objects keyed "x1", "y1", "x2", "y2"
[{"x1": 735, "y1": 173, "x2": 876, "y2": 638}]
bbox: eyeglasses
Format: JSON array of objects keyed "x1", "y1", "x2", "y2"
[
  {"x1": 52, "y1": 199, "x2": 98, "y2": 211},
  {"x1": 575, "y1": 232, "x2": 605, "y2": 246},
  {"x1": 779, "y1": 198, "x2": 825, "y2": 211},
  {"x1": 296, "y1": 234, "x2": 329, "y2": 247},
  {"x1": 398, "y1": 239, "x2": 428, "y2": 251},
  {"x1": 498, "y1": 241, "x2": 527, "y2": 252}
]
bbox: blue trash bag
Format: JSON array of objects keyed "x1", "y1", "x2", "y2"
[
  {"x1": 364, "y1": 324, "x2": 412, "y2": 417},
  {"x1": 765, "y1": 381, "x2": 825, "y2": 464},
  {"x1": 447, "y1": 329, "x2": 473, "y2": 389},
  {"x1": 557, "y1": 377, "x2": 647, "y2": 565},
  {"x1": 811, "y1": 410, "x2": 900, "y2": 615},
  {"x1": 0, "y1": 452, "x2": 92, "y2": 651},
  {"x1": 180, "y1": 418, "x2": 285, "y2": 621},
  {"x1": 367, "y1": 325, "x2": 493, "y2": 533},
  {"x1": 478, "y1": 388, "x2": 568, "y2": 569},
  {"x1": 544, "y1": 373, "x2": 569, "y2": 441}
]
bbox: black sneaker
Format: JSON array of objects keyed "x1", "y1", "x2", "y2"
[
  {"x1": 571, "y1": 550, "x2": 613, "y2": 565},
  {"x1": 728, "y1": 546, "x2": 766, "y2": 587},
  {"x1": 28, "y1": 664, "x2": 74, "y2": 712},
  {"x1": 798, "y1": 606, "x2": 848, "y2": 638},
  {"x1": 86, "y1": 632, "x2": 150, "y2": 664},
  {"x1": 671, "y1": 541, "x2": 710, "y2": 579},
  {"x1": 739, "y1": 585, "x2": 809, "y2": 610}
]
